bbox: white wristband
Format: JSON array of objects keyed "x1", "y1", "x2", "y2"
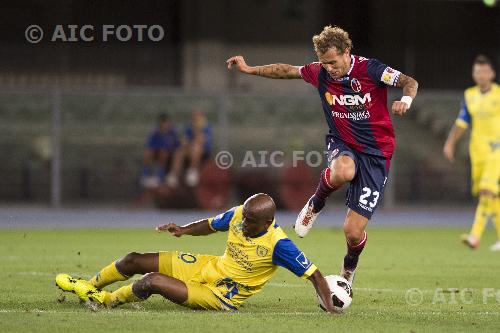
[{"x1": 401, "y1": 96, "x2": 413, "y2": 108}]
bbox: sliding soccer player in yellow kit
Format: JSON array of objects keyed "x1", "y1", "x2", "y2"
[{"x1": 55, "y1": 193, "x2": 337, "y2": 313}]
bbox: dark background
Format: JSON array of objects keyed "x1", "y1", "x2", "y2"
[
  {"x1": 0, "y1": 0, "x2": 498, "y2": 207},
  {"x1": 0, "y1": 0, "x2": 498, "y2": 88}
]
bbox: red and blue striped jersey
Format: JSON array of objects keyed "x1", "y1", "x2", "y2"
[{"x1": 300, "y1": 55, "x2": 401, "y2": 159}]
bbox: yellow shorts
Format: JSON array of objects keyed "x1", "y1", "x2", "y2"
[
  {"x1": 471, "y1": 151, "x2": 500, "y2": 196},
  {"x1": 158, "y1": 251, "x2": 226, "y2": 310}
]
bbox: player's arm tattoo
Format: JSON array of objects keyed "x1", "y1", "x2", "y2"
[
  {"x1": 253, "y1": 64, "x2": 301, "y2": 79},
  {"x1": 396, "y1": 74, "x2": 418, "y2": 98}
]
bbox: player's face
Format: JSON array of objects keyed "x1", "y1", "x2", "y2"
[
  {"x1": 472, "y1": 64, "x2": 495, "y2": 87},
  {"x1": 318, "y1": 48, "x2": 351, "y2": 79},
  {"x1": 242, "y1": 208, "x2": 271, "y2": 238}
]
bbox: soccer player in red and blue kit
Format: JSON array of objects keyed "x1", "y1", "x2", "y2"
[{"x1": 227, "y1": 26, "x2": 418, "y2": 286}]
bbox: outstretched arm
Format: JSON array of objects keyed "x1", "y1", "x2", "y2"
[
  {"x1": 443, "y1": 125, "x2": 466, "y2": 163},
  {"x1": 392, "y1": 74, "x2": 419, "y2": 116},
  {"x1": 308, "y1": 270, "x2": 339, "y2": 314},
  {"x1": 156, "y1": 219, "x2": 215, "y2": 237},
  {"x1": 227, "y1": 55, "x2": 301, "y2": 79}
]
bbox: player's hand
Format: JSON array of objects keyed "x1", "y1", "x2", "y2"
[
  {"x1": 391, "y1": 101, "x2": 409, "y2": 116},
  {"x1": 226, "y1": 55, "x2": 252, "y2": 74},
  {"x1": 443, "y1": 142, "x2": 455, "y2": 163},
  {"x1": 156, "y1": 223, "x2": 184, "y2": 237}
]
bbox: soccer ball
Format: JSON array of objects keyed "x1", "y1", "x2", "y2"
[{"x1": 317, "y1": 275, "x2": 353, "y2": 312}]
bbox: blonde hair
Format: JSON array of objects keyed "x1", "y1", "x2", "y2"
[{"x1": 312, "y1": 25, "x2": 353, "y2": 55}]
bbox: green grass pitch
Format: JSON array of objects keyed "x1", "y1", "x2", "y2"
[{"x1": 1, "y1": 227, "x2": 499, "y2": 332}]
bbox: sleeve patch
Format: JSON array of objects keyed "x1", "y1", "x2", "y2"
[
  {"x1": 272, "y1": 238, "x2": 315, "y2": 277},
  {"x1": 295, "y1": 252, "x2": 312, "y2": 269},
  {"x1": 380, "y1": 67, "x2": 401, "y2": 86}
]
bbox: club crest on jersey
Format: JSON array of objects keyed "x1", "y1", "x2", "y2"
[
  {"x1": 256, "y1": 245, "x2": 269, "y2": 257},
  {"x1": 235, "y1": 221, "x2": 243, "y2": 231},
  {"x1": 350, "y1": 78, "x2": 362, "y2": 93}
]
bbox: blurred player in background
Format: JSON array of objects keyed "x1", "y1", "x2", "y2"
[
  {"x1": 166, "y1": 110, "x2": 213, "y2": 188},
  {"x1": 227, "y1": 25, "x2": 418, "y2": 285},
  {"x1": 55, "y1": 193, "x2": 337, "y2": 313},
  {"x1": 443, "y1": 55, "x2": 500, "y2": 251},
  {"x1": 140, "y1": 113, "x2": 179, "y2": 189}
]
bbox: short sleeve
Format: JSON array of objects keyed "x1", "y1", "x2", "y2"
[
  {"x1": 208, "y1": 206, "x2": 238, "y2": 232},
  {"x1": 455, "y1": 97, "x2": 471, "y2": 129},
  {"x1": 299, "y1": 63, "x2": 322, "y2": 88},
  {"x1": 272, "y1": 238, "x2": 317, "y2": 279},
  {"x1": 366, "y1": 58, "x2": 401, "y2": 87}
]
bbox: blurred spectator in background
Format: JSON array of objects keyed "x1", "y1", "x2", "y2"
[
  {"x1": 443, "y1": 55, "x2": 500, "y2": 251},
  {"x1": 166, "y1": 110, "x2": 213, "y2": 188},
  {"x1": 140, "y1": 113, "x2": 180, "y2": 189}
]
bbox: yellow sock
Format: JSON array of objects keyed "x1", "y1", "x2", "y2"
[
  {"x1": 89, "y1": 261, "x2": 128, "y2": 289},
  {"x1": 471, "y1": 195, "x2": 494, "y2": 240},
  {"x1": 106, "y1": 284, "x2": 142, "y2": 307},
  {"x1": 493, "y1": 197, "x2": 500, "y2": 240}
]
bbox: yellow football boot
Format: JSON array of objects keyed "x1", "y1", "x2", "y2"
[
  {"x1": 55, "y1": 273, "x2": 79, "y2": 293},
  {"x1": 74, "y1": 279, "x2": 109, "y2": 305}
]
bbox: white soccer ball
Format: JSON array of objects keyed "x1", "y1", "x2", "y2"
[{"x1": 317, "y1": 275, "x2": 353, "y2": 312}]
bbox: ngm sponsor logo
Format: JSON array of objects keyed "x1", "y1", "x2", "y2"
[{"x1": 325, "y1": 92, "x2": 372, "y2": 106}]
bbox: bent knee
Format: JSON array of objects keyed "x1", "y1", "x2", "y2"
[
  {"x1": 343, "y1": 224, "x2": 364, "y2": 244},
  {"x1": 339, "y1": 167, "x2": 356, "y2": 182},
  {"x1": 330, "y1": 158, "x2": 355, "y2": 184},
  {"x1": 140, "y1": 272, "x2": 164, "y2": 290},
  {"x1": 117, "y1": 252, "x2": 143, "y2": 273},
  {"x1": 133, "y1": 272, "x2": 163, "y2": 297},
  {"x1": 121, "y1": 252, "x2": 142, "y2": 265}
]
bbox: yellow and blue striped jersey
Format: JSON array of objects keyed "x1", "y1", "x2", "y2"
[
  {"x1": 199, "y1": 205, "x2": 317, "y2": 309},
  {"x1": 455, "y1": 83, "x2": 500, "y2": 155}
]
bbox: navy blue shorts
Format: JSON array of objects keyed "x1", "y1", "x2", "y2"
[{"x1": 326, "y1": 138, "x2": 390, "y2": 219}]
